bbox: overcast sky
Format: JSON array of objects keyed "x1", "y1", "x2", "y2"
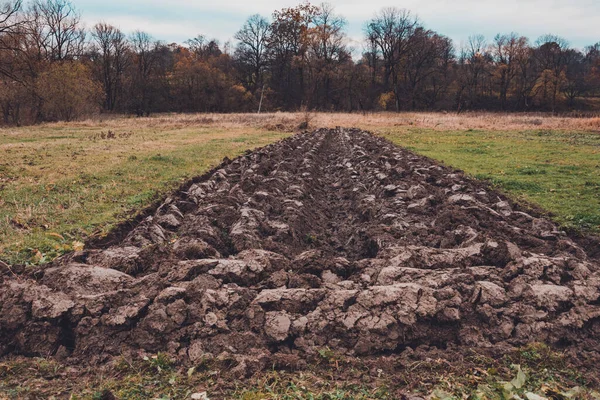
[{"x1": 77, "y1": 0, "x2": 599, "y2": 52}]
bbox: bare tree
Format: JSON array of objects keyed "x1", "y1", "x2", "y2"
[
  {"x1": 186, "y1": 35, "x2": 221, "y2": 59},
  {"x1": 584, "y1": 43, "x2": 600, "y2": 96},
  {"x1": 305, "y1": 3, "x2": 348, "y2": 108},
  {"x1": 0, "y1": 0, "x2": 23, "y2": 48},
  {"x1": 309, "y1": 4, "x2": 346, "y2": 63},
  {"x1": 92, "y1": 23, "x2": 128, "y2": 111},
  {"x1": 562, "y1": 48, "x2": 586, "y2": 107},
  {"x1": 366, "y1": 7, "x2": 419, "y2": 110},
  {"x1": 268, "y1": 3, "x2": 318, "y2": 109},
  {"x1": 234, "y1": 14, "x2": 270, "y2": 93},
  {"x1": 0, "y1": 0, "x2": 25, "y2": 81},
  {"x1": 457, "y1": 34, "x2": 493, "y2": 109},
  {"x1": 30, "y1": 0, "x2": 84, "y2": 61},
  {"x1": 493, "y1": 33, "x2": 528, "y2": 110},
  {"x1": 404, "y1": 28, "x2": 452, "y2": 109},
  {"x1": 534, "y1": 34, "x2": 569, "y2": 112},
  {"x1": 513, "y1": 39, "x2": 536, "y2": 109},
  {"x1": 128, "y1": 30, "x2": 161, "y2": 116}
]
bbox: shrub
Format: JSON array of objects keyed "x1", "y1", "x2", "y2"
[{"x1": 36, "y1": 62, "x2": 102, "y2": 122}]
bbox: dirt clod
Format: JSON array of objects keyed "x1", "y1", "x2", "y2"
[{"x1": 1, "y1": 128, "x2": 599, "y2": 372}]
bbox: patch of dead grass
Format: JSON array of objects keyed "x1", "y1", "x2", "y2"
[{"x1": 74, "y1": 111, "x2": 600, "y2": 132}]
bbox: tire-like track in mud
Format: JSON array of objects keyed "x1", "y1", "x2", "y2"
[{"x1": 1, "y1": 128, "x2": 599, "y2": 375}]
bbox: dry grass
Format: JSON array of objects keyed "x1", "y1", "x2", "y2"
[{"x1": 75, "y1": 111, "x2": 600, "y2": 132}]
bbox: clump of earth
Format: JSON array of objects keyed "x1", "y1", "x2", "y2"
[{"x1": 1, "y1": 128, "x2": 599, "y2": 377}]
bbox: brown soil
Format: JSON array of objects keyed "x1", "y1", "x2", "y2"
[{"x1": 1, "y1": 128, "x2": 599, "y2": 378}]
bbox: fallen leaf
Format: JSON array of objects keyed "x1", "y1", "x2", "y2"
[
  {"x1": 47, "y1": 232, "x2": 65, "y2": 241},
  {"x1": 511, "y1": 365, "x2": 527, "y2": 389},
  {"x1": 525, "y1": 392, "x2": 547, "y2": 400}
]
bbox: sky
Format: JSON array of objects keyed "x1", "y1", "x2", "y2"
[{"x1": 77, "y1": 0, "x2": 600, "y2": 53}]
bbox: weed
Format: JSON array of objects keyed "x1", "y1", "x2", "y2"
[
  {"x1": 144, "y1": 353, "x2": 173, "y2": 373},
  {"x1": 317, "y1": 347, "x2": 340, "y2": 366},
  {"x1": 126, "y1": 190, "x2": 157, "y2": 207},
  {"x1": 298, "y1": 106, "x2": 314, "y2": 130},
  {"x1": 557, "y1": 165, "x2": 582, "y2": 173},
  {"x1": 567, "y1": 213, "x2": 600, "y2": 229},
  {"x1": 304, "y1": 233, "x2": 318, "y2": 244}
]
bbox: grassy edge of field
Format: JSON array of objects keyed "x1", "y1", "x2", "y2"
[{"x1": 0, "y1": 343, "x2": 598, "y2": 399}]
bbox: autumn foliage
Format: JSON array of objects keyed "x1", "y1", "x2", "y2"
[{"x1": 0, "y1": 0, "x2": 599, "y2": 125}]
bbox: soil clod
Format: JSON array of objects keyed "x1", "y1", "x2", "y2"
[{"x1": 1, "y1": 128, "x2": 599, "y2": 372}]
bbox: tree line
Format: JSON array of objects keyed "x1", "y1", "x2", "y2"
[{"x1": 0, "y1": 0, "x2": 599, "y2": 125}]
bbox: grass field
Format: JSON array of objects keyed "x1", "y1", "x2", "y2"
[{"x1": 1, "y1": 112, "x2": 599, "y2": 265}]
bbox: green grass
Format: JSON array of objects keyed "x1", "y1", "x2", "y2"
[
  {"x1": 0, "y1": 122, "x2": 289, "y2": 264},
  {"x1": 379, "y1": 127, "x2": 600, "y2": 232}
]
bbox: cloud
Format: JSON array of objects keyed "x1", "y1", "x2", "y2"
[
  {"x1": 82, "y1": 15, "x2": 196, "y2": 41},
  {"x1": 77, "y1": 0, "x2": 599, "y2": 50}
]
